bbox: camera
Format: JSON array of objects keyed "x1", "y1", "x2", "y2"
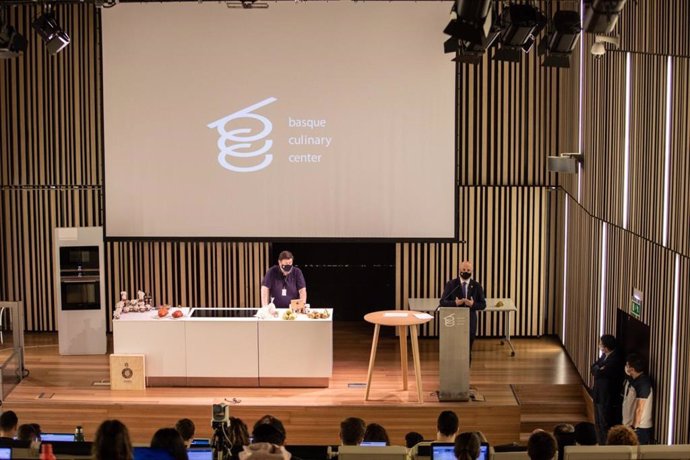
[{"x1": 212, "y1": 403, "x2": 230, "y2": 428}]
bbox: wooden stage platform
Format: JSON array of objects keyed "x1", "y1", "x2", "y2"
[{"x1": 0, "y1": 323, "x2": 590, "y2": 446}]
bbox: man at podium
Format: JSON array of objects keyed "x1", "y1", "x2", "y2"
[{"x1": 439, "y1": 260, "x2": 486, "y2": 354}]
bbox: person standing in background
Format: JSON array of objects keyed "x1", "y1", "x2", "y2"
[
  {"x1": 590, "y1": 334, "x2": 625, "y2": 444},
  {"x1": 261, "y1": 251, "x2": 307, "y2": 310}
]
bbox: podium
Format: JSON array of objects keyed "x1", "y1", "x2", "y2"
[{"x1": 438, "y1": 307, "x2": 470, "y2": 401}]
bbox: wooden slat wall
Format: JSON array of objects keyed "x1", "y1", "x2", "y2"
[
  {"x1": 668, "y1": 58, "x2": 690, "y2": 257},
  {"x1": 558, "y1": 0, "x2": 690, "y2": 444},
  {"x1": 618, "y1": 0, "x2": 690, "y2": 58},
  {"x1": 397, "y1": 186, "x2": 558, "y2": 338}
]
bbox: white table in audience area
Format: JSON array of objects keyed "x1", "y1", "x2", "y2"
[
  {"x1": 113, "y1": 308, "x2": 333, "y2": 387},
  {"x1": 407, "y1": 298, "x2": 517, "y2": 356}
]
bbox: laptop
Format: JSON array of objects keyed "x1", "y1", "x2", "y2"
[
  {"x1": 431, "y1": 442, "x2": 489, "y2": 460},
  {"x1": 187, "y1": 448, "x2": 213, "y2": 460},
  {"x1": 0, "y1": 447, "x2": 10, "y2": 460},
  {"x1": 40, "y1": 433, "x2": 75, "y2": 442},
  {"x1": 190, "y1": 439, "x2": 211, "y2": 447},
  {"x1": 360, "y1": 441, "x2": 387, "y2": 447}
]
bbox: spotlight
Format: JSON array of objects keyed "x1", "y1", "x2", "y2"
[
  {"x1": 443, "y1": 0, "x2": 500, "y2": 63},
  {"x1": 583, "y1": 0, "x2": 628, "y2": 34},
  {"x1": 494, "y1": 4, "x2": 546, "y2": 62},
  {"x1": 32, "y1": 10, "x2": 70, "y2": 55},
  {"x1": 0, "y1": 22, "x2": 27, "y2": 59},
  {"x1": 539, "y1": 10, "x2": 581, "y2": 68}
]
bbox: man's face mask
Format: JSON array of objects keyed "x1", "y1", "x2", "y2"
[
  {"x1": 281, "y1": 264, "x2": 293, "y2": 273},
  {"x1": 460, "y1": 271, "x2": 471, "y2": 280}
]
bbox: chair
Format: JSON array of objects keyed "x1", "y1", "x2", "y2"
[
  {"x1": 638, "y1": 444, "x2": 690, "y2": 459},
  {"x1": 338, "y1": 445, "x2": 408, "y2": 460},
  {"x1": 564, "y1": 445, "x2": 635, "y2": 460},
  {"x1": 409, "y1": 441, "x2": 431, "y2": 460},
  {"x1": 286, "y1": 444, "x2": 330, "y2": 460},
  {"x1": 493, "y1": 451, "x2": 530, "y2": 460}
]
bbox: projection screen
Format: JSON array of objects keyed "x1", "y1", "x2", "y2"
[{"x1": 102, "y1": 2, "x2": 455, "y2": 239}]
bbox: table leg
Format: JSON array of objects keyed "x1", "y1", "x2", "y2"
[
  {"x1": 410, "y1": 325, "x2": 423, "y2": 403},
  {"x1": 365, "y1": 324, "x2": 381, "y2": 401},
  {"x1": 507, "y1": 310, "x2": 516, "y2": 356},
  {"x1": 399, "y1": 325, "x2": 408, "y2": 390}
]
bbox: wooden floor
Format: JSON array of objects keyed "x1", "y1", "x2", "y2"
[{"x1": 0, "y1": 323, "x2": 589, "y2": 446}]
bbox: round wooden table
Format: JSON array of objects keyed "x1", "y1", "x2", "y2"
[{"x1": 363, "y1": 310, "x2": 433, "y2": 402}]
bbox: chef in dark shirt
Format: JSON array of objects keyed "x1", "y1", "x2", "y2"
[{"x1": 260, "y1": 250, "x2": 307, "y2": 309}]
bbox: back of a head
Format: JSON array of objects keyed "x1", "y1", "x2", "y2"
[
  {"x1": 606, "y1": 425, "x2": 639, "y2": 446},
  {"x1": 252, "y1": 424, "x2": 285, "y2": 446},
  {"x1": 600, "y1": 334, "x2": 617, "y2": 351},
  {"x1": 573, "y1": 423, "x2": 597, "y2": 446},
  {"x1": 437, "y1": 411, "x2": 459, "y2": 438},
  {"x1": 239, "y1": 442, "x2": 288, "y2": 460},
  {"x1": 253, "y1": 416, "x2": 286, "y2": 446},
  {"x1": 0, "y1": 411, "x2": 18, "y2": 435},
  {"x1": 340, "y1": 417, "x2": 366, "y2": 446},
  {"x1": 454, "y1": 432, "x2": 481, "y2": 460},
  {"x1": 363, "y1": 423, "x2": 390, "y2": 445},
  {"x1": 151, "y1": 428, "x2": 188, "y2": 460},
  {"x1": 175, "y1": 419, "x2": 195, "y2": 443},
  {"x1": 527, "y1": 430, "x2": 557, "y2": 460},
  {"x1": 16, "y1": 424, "x2": 39, "y2": 442},
  {"x1": 229, "y1": 417, "x2": 250, "y2": 446},
  {"x1": 405, "y1": 431, "x2": 424, "y2": 449},
  {"x1": 93, "y1": 419, "x2": 133, "y2": 460}
]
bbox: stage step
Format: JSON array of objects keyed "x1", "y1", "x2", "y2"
[{"x1": 513, "y1": 384, "x2": 590, "y2": 443}]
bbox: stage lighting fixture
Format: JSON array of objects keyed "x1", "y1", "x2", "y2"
[
  {"x1": 494, "y1": 4, "x2": 546, "y2": 62},
  {"x1": 539, "y1": 10, "x2": 581, "y2": 68},
  {"x1": 443, "y1": 0, "x2": 500, "y2": 63},
  {"x1": 0, "y1": 23, "x2": 27, "y2": 59},
  {"x1": 583, "y1": 0, "x2": 627, "y2": 34},
  {"x1": 32, "y1": 11, "x2": 70, "y2": 55}
]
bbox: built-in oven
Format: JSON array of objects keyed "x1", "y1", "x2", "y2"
[{"x1": 59, "y1": 246, "x2": 101, "y2": 311}]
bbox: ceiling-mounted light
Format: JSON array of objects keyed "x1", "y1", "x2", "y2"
[
  {"x1": 583, "y1": 0, "x2": 628, "y2": 34},
  {"x1": 32, "y1": 9, "x2": 70, "y2": 55},
  {"x1": 539, "y1": 10, "x2": 581, "y2": 68},
  {"x1": 443, "y1": 0, "x2": 500, "y2": 64},
  {"x1": 0, "y1": 12, "x2": 27, "y2": 59},
  {"x1": 494, "y1": 4, "x2": 546, "y2": 63},
  {"x1": 590, "y1": 34, "x2": 620, "y2": 57}
]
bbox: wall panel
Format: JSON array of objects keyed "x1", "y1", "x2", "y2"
[
  {"x1": 618, "y1": 0, "x2": 690, "y2": 57},
  {"x1": 396, "y1": 186, "x2": 557, "y2": 338},
  {"x1": 668, "y1": 57, "x2": 690, "y2": 256}
]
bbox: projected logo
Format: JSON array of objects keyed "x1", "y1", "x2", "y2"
[{"x1": 207, "y1": 97, "x2": 277, "y2": 173}]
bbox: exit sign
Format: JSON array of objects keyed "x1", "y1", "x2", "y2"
[{"x1": 631, "y1": 288, "x2": 643, "y2": 320}]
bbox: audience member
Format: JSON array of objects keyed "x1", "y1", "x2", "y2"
[
  {"x1": 253, "y1": 416, "x2": 286, "y2": 446},
  {"x1": 437, "y1": 411, "x2": 460, "y2": 442},
  {"x1": 29, "y1": 423, "x2": 42, "y2": 441},
  {"x1": 93, "y1": 419, "x2": 133, "y2": 460},
  {"x1": 622, "y1": 354, "x2": 654, "y2": 444},
  {"x1": 553, "y1": 424, "x2": 576, "y2": 460},
  {"x1": 590, "y1": 334, "x2": 624, "y2": 444},
  {"x1": 151, "y1": 428, "x2": 188, "y2": 460},
  {"x1": 339, "y1": 418, "x2": 366, "y2": 446},
  {"x1": 454, "y1": 432, "x2": 481, "y2": 460},
  {"x1": 0, "y1": 411, "x2": 18, "y2": 439},
  {"x1": 175, "y1": 419, "x2": 195, "y2": 449},
  {"x1": 404, "y1": 431, "x2": 424, "y2": 449},
  {"x1": 239, "y1": 443, "x2": 290, "y2": 460},
  {"x1": 16, "y1": 424, "x2": 39, "y2": 443},
  {"x1": 228, "y1": 417, "x2": 251, "y2": 447},
  {"x1": 573, "y1": 422, "x2": 597, "y2": 446},
  {"x1": 363, "y1": 423, "x2": 390, "y2": 445},
  {"x1": 606, "y1": 425, "x2": 639, "y2": 446},
  {"x1": 527, "y1": 430, "x2": 557, "y2": 460}
]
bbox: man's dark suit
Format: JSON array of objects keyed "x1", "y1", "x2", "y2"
[
  {"x1": 591, "y1": 349, "x2": 625, "y2": 444},
  {"x1": 439, "y1": 277, "x2": 486, "y2": 345}
]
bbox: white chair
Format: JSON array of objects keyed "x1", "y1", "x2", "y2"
[
  {"x1": 638, "y1": 444, "x2": 690, "y2": 459},
  {"x1": 409, "y1": 441, "x2": 431, "y2": 460},
  {"x1": 338, "y1": 445, "x2": 409, "y2": 460},
  {"x1": 564, "y1": 445, "x2": 635, "y2": 460}
]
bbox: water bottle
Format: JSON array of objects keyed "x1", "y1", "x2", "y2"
[
  {"x1": 40, "y1": 443, "x2": 56, "y2": 460},
  {"x1": 74, "y1": 426, "x2": 85, "y2": 442}
]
